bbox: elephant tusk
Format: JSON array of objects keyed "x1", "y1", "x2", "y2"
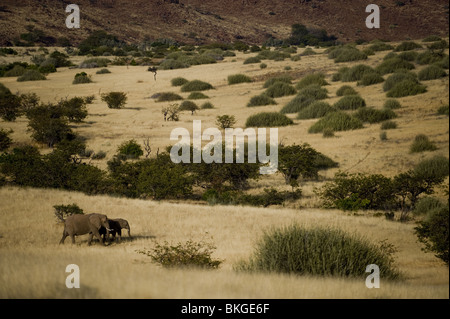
[{"x1": 107, "y1": 228, "x2": 113, "y2": 231}]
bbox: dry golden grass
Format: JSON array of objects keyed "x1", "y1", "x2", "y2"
[
  {"x1": 0, "y1": 41, "x2": 449, "y2": 298},
  {"x1": 0, "y1": 186, "x2": 448, "y2": 299}
]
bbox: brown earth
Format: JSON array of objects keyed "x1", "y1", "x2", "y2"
[{"x1": 0, "y1": 0, "x2": 449, "y2": 46}]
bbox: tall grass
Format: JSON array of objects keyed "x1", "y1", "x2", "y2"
[{"x1": 236, "y1": 224, "x2": 400, "y2": 279}]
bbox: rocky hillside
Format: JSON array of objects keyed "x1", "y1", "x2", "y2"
[{"x1": 0, "y1": 0, "x2": 448, "y2": 46}]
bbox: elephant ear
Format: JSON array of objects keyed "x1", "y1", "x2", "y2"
[
  {"x1": 89, "y1": 214, "x2": 102, "y2": 229},
  {"x1": 119, "y1": 219, "x2": 128, "y2": 228}
]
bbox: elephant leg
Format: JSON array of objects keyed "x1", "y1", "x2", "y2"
[
  {"x1": 117, "y1": 230, "x2": 122, "y2": 242},
  {"x1": 92, "y1": 229, "x2": 105, "y2": 246},
  {"x1": 70, "y1": 234, "x2": 76, "y2": 244},
  {"x1": 87, "y1": 233, "x2": 93, "y2": 246},
  {"x1": 59, "y1": 231, "x2": 67, "y2": 245}
]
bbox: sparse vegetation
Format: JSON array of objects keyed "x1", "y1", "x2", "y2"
[
  {"x1": 381, "y1": 121, "x2": 398, "y2": 130},
  {"x1": 437, "y1": 105, "x2": 449, "y2": 116}
]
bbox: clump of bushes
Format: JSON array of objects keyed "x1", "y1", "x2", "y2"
[
  {"x1": 187, "y1": 92, "x2": 209, "y2": 100},
  {"x1": 333, "y1": 95, "x2": 366, "y2": 110},
  {"x1": 336, "y1": 85, "x2": 358, "y2": 96},
  {"x1": 297, "y1": 101, "x2": 335, "y2": 119},
  {"x1": 73, "y1": 72, "x2": 92, "y2": 84},
  {"x1": 297, "y1": 84, "x2": 328, "y2": 100},
  {"x1": 357, "y1": 73, "x2": 385, "y2": 86},
  {"x1": 236, "y1": 224, "x2": 400, "y2": 279},
  {"x1": 383, "y1": 71, "x2": 418, "y2": 92},
  {"x1": 386, "y1": 79, "x2": 427, "y2": 98},
  {"x1": 137, "y1": 240, "x2": 222, "y2": 269},
  {"x1": 295, "y1": 73, "x2": 328, "y2": 89},
  {"x1": 101, "y1": 91, "x2": 127, "y2": 109},
  {"x1": 179, "y1": 100, "x2": 199, "y2": 115},
  {"x1": 0, "y1": 128, "x2": 12, "y2": 151},
  {"x1": 376, "y1": 58, "x2": 415, "y2": 75},
  {"x1": 418, "y1": 65, "x2": 447, "y2": 81},
  {"x1": 181, "y1": 80, "x2": 214, "y2": 92},
  {"x1": 200, "y1": 102, "x2": 214, "y2": 109},
  {"x1": 171, "y1": 77, "x2": 189, "y2": 87},
  {"x1": 337, "y1": 64, "x2": 377, "y2": 82},
  {"x1": 264, "y1": 82, "x2": 297, "y2": 98},
  {"x1": 328, "y1": 46, "x2": 368, "y2": 63},
  {"x1": 437, "y1": 105, "x2": 449, "y2": 116},
  {"x1": 4, "y1": 65, "x2": 26, "y2": 77},
  {"x1": 416, "y1": 50, "x2": 447, "y2": 65},
  {"x1": 394, "y1": 41, "x2": 422, "y2": 52},
  {"x1": 17, "y1": 70, "x2": 46, "y2": 82},
  {"x1": 381, "y1": 120, "x2": 398, "y2": 130},
  {"x1": 308, "y1": 112, "x2": 364, "y2": 133},
  {"x1": 409, "y1": 134, "x2": 438, "y2": 153},
  {"x1": 117, "y1": 139, "x2": 143, "y2": 159},
  {"x1": 369, "y1": 41, "x2": 394, "y2": 52},
  {"x1": 354, "y1": 107, "x2": 397, "y2": 124},
  {"x1": 228, "y1": 74, "x2": 252, "y2": 85},
  {"x1": 79, "y1": 57, "x2": 111, "y2": 68},
  {"x1": 280, "y1": 94, "x2": 315, "y2": 114},
  {"x1": 155, "y1": 92, "x2": 183, "y2": 102},
  {"x1": 96, "y1": 68, "x2": 111, "y2": 74},
  {"x1": 263, "y1": 76, "x2": 292, "y2": 88},
  {"x1": 247, "y1": 94, "x2": 277, "y2": 107},
  {"x1": 384, "y1": 99, "x2": 402, "y2": 109},
  {"x1": 245, "y1": 112, "x2": 294, "y2": 127},
  {"x1": 243, "y1": 56, "x2": 261, "y2": 64}
]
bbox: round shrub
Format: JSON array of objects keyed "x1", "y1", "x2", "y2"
[
  {"x1": 263, "y1": 76, "x2": 292, "y2": 88},
  {"x1": 357, "y1": 73, "x2": 385, "y2": 86},
  {"x1": 4, "y1": 65, "x2": 26, "y2": 77},
  {"x1": 437, "y1": 105, "x2": 449, "y2": 116},
  {"x1": 381, "y1": 120, "x2": 398, "y2": 130},
  {"x1": 243, "y1": 56, "x2": 261, "y2": 64},
  {"x1": 333, "y1": 95, "x2": 366, "y2": 110},
  {"x1": 383, "y1": 71, "x2": 418, "y2": 92},
  {"x1": 369, "y1": 42, "x2": 394, "y2": 51},
  {"x1": 341, "y1": 64, "x2": 377, "y2": 82},
  {"x1": 297, "y1": 84, "x2": 328, "y2": 100},
  {"x1": 280, "y1": 94, "x2": 315, "y2": 114},
  {"x1": 17, "y1": 70, "x2": 46, "y2": 82},
  {"x1": 297, "y1": 101, "x2": 335, "y2": 119},
  {"x1": 413, "y1": 197, "x2": 447, "y2": 216},
  {"x1": 96, "y1": 68, "x2": 111, "y2": 74},
  {"x1": 383, "y1": 99, "x2": 402, "y2": 109},
  {"x1": 413, "y1": 155, "x2": 449, "y2": 182},
  {"x1": 259, "y1": 63, "x2": 267, "y2": 69},
  {"x1": 416, "y1": 51, "x2": 447, "y2": 65},
  {"x1": 295, "y1": 73, "x2": 328, "y2": 90},
  {"x1": 200, "y1": 102, "x2": 214, "y2": 109},
  {"x1": 409, "y1": 134, "x2": 438, "y2": 153},
  {"x1": 300, "y1": 48, "x2": 318, "y2": 56},
  {"x1": 397, "y1": 51, "x2": 419, "y2": 62},
  {"x1": 156, "y1": 92, "x2": 184, "y2": 102},
  {"x1": 322, "y1": 128, "x2": 335, "y2": 138},
  {"x1": 72, "y1": 72, "x2": 92, "y2": 84},
  {"x1": 187, "y1": 92, "x2": 209, "y2": 100},
  {"x1": 328, "y1": 47, "x2": 367, "y2": 63},
  {"x1": 228, "y1": 74, "x2": 252, "y2": 85},
  {"x1": 181, "y1": 80, "x2": 214, "y2": 92},
  {"x1": 117, "y1": 139, "x2": 143, "y2": 159},
  {"x1": 264, "y1": 82, "x2": 297, "y2": 98},
  {"x1": 171, "y1": 77, "x2": 189, "y2": 87},
  {"x1": 245, "y1": 112, "x2": 294, "y2": 127},
  {"x1": 376, "y1": 58, "x2": 415, "y2": 75},
  {"x1": 418, "y1": 65, "x2": 447, "y2": 81},
  {"x1": 179, "y1": 100, "x2": 199, "y2": 114},
  {"x1": 101, "y1": 91, "x2": 127, "y2": 109},
  {"x1": 394, "y1": 41, "x2": 422, "y2": 52},
  {"x1": 354, "y1": 107, "x2": 397, "y2": 124},
  {"x1": 247, "y1": 94, "x2": 277, "y2": 107},
  {"x1": 236, "y1": 224, "x2": 400, "y2": 279},
  {"x1": 336, "y1": 85, "x2": 358, "y2": 96},
  {"x1": 159, "y1": 59, "x2": 189, "y2": 70},
  {"x1": 386, "y1": 80, "x2": 427, "y2": 98},
  {"x1": 308, "y1": 111, "x2": 364, "y2": 133}
]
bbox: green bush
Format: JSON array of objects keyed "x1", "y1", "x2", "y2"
[
  {"x1": 357, "y1": 73, "x2": 385, "y2": 86},
  {"x1": 236, "y1": 224, "x2": 400, "y2": 279},
  {"x1": 322, "y1": 128, "x2": 335, "y2": 138},
  {"x1": 297, "y1": 84, "x2": 328, "y2": 100},
  {"x1": 0, "y1": 128, "x2": 12, "y2": 151},
  {"x1": 4, "y1": 65, "x2": 26, "y2": 77},
  {"x1": 333, "y1": 95, "x2": 366, "y2": 110},
  {"x1": 422, "y1": 35, "x2": 442, "y2": 42},
  {"x1": 53, "y1": 203, "x2": 84, "y2": 222},
  {"x1": 426, "y1": 40, "x2": 449, "y2": 50},
  {"x1": 394, "y1": 41, "x2": 422, "y2": 52},
  {"x1": 369, "y1": 42, "x2": 394, "y2": 51},
  {"x1": 117, "y1": 139, "x2": 143, "y2": 159},
  {"x1": 383, "y1": 99, "x2": 402, "y2": 109},
  {"x1": 171, "y1": 77, "x2": 189, "y2": 86},
  {"x1": 409, "y1": 134, "x2": 438, "y2": 153},
  {"x1": 397, "y1": 51, "x2": 419, "y2": 62},
  {"x1": 259, "y1": 63, "x2": 267, "y2": 69},
  {"x1": 280, "y1": 94, "x2": 315, "y2": 114},
  {"x1": 181, "y1": 80, "x2": 214, "y2": 92},
  {"x1": 245, "y1": 112, "x2": 294, "y2": 127},
  {"x1": 437, "y1": 105, "x2": 449, "y2": 116},
  {"x1": 354, "y1": 107, "x2": 397, "y2": 124},
  {"x1": 416, "y1": 50, "x2": 447, "y2": 65},
  {"x1": 0, "y1": 84, "x2": 21, "y2": 121},
  {"x1": 264, "y1": 82, "x2": 297, "y2": 98},
  {"x1": 383, "y1": 71, "x2": 418, "y2": 92},
  {"x1": 332, "y1": 67, "x2": 350, "y2": 81},
  {"x1": 328, "y1": 46, "x2": 367, "y2": 63},
  {"x1": 295, "y1": 73, "x2": 328, "y2": 89},
  {"x1": 386, "y1": 79, "x2": 427, "y2": 98},
  {"x1": 376, "y1": 58, "x2": 415, "y2": 75},
  {"x1": 156, "y1": 92, "x2": 183, "y2": 102},
  {"x1": 336, "y1": 85, "x2": 358, "y2": 96},
  {"x1": 17, "y1": 70, "x2": 46, "y2": 82},
  {"x1": 79, "y1": 57, "x2": 110, "y2": 68},
  {"x1": 179, "y1": 100, "x2": 199, "y2": 115},
  {"x1": 96, "y1": 68, "x2": 111, "y2": 74},
  {"x1": 243, "y1": 56, "x2": 261, "y2": 64},
  {"x1": 137, "y1": 240, "x2": 222, "y2": 269},
  {"x1": 297, "y1": 101, "x2": 335, "y2": 119},
  {"x1": 415, "y1": 205, "x2": 449, "y2": 265},
  {"x1": 200, "y1": 102, "x2": 214, "y2": 109},
  {"x1": 340, "y1": 64, "x2": 377, "y2": 82},
  {"x1": 379, "y1": 131, "x2": 388, "y2": 141},
  {"x1": 187, "y1": 92, "x2": 209, "y2": 100},
  {"x1": 381, "y1": 120, "x2": 398, "y2": 130},
  {"x1": 73, "y1": 72, "x2": 92, "y2": 84},
  {"x1": 216, "y1": 115, "x2": 236, "y2": 129},
  {"x1": 159, "y1": 59, "x2": 189, "y2": 70},
  {"x1": 413, "y1": 197, "x2": 447, "y2": 216},
  {"x1": 308, "y1": 112, "x2": 364, "y2": 133},
  {"x1": 418, "y1": 65, "x2": 447, "y2": 81},
  {"x1": 228, "y1": 74, "x2": 252, "y2": 85},
  {"x1": 247, "y1": 94, "x2": 277, "y2": 107},
  {"x1": 101, "y1": 91, "x2": 127, "y2": 108},
  {"x1": 413, "y1": 155, "x2": 449, "y2": 183},
  {"x1": 256, "y1": 50, "x2": 291, "y2": 61},
  {"x1": 434, "y1": 55, "x2": 449, "y2": 69},
  {"x1": 263, "y1": 76, "x2": 293, "y2": 88},
  {"x1": 91, "y1": 151, "x2": 107, "y2": 160}
]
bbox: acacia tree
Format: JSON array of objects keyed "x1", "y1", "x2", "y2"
[{"x1": 277, "y1": 143, "x2": 319, "y2": 187}]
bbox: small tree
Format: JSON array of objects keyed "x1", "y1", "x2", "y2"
[
  {"x1": 162, "y1": 103, "x2": 180, "y2": 121},
  {"x1": 0, "y1": 128, "x2": 13, "y2": 152},
  {"x1": 117, "y1": 139, "x2": 143, "y2": 159},
  {"x1": 101, "y1": 91, "x2": 127, "y2": 109},
  {"x1": 53, "y1": 203, "x2": 84, "y2": 223},
  {"x1": 216, "y1": 115, "x2": 236, "y2": 130},
  {"x1": 0, "y1": 84, "x2": 22, "y2": 121},
  {"x1": 278, "y1": 143, "x2": 319, "y2": 187}
]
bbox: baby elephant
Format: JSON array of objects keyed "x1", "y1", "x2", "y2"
[{"x1": 99, "y1": 218, "x2": 131, "y2": 243}]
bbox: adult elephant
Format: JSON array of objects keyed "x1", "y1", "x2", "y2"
[
  {"x1": 99, "y1": 218, "x2": 132, "y2": 243},
  {"x1": 59, "y1": 213, "x2": 112, "y2": 246}
]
